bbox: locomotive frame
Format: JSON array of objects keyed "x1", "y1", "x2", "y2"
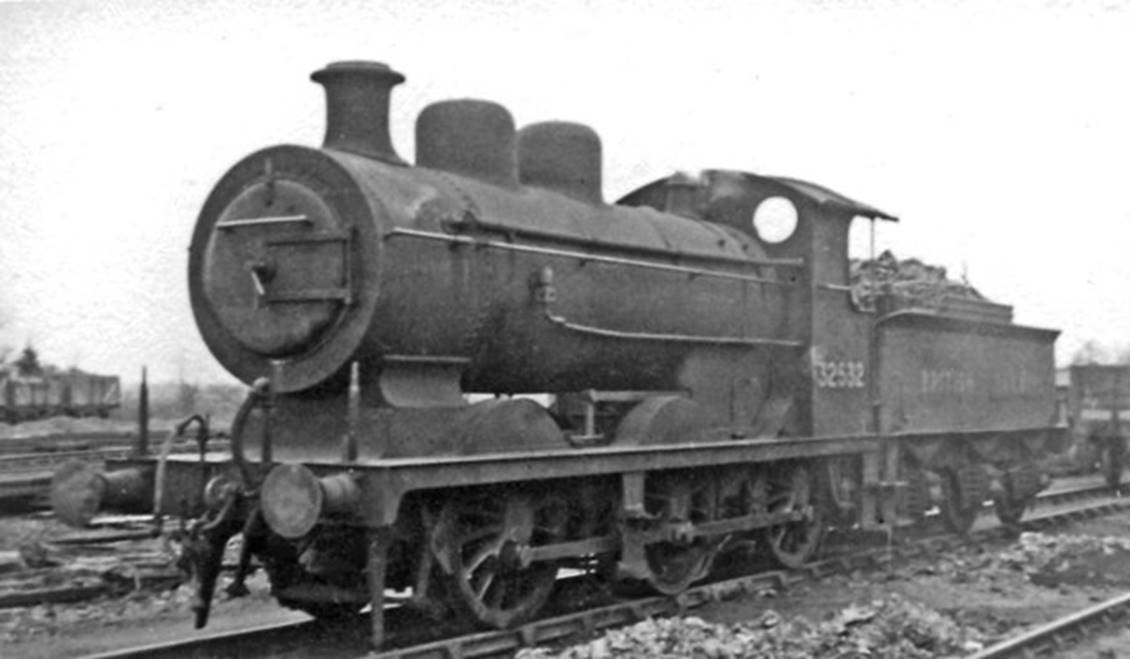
[{"x1": 51, "y1": 60, "x2": 1064, "y2": 649}]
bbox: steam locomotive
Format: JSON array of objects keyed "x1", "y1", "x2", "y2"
[{"x1": 52, "y1": 60, "x2": 1063, "y2": 648}]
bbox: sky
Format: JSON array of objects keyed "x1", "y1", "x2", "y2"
[{"x1": 1, "y1": 0, "x2": 1129, "y2": 384}]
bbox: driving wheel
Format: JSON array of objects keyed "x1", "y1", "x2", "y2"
[
  {"x1": 758, "y1": 464, "x2": 824, "y2": 568},
  {"x1": 436, "y1": 492, "x2": 567, "y2": 629}
]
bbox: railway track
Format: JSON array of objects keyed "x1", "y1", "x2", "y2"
[
  {"x1": 78, "y1": 620, "x2": 330, "y2": 659},
  {"x1": 66, "y1": 480, "x2": 1130, "y2": 659},
  {"x1": 0, "y1": 432, "x2": 229, "y2": 509},
  {"x1": 969, "y1": 590, "x2": 1130, "y2": 658},
  {"x1": 0, "y1": 431, "x2": 140, "y2": 455},
  {"x1": 0, "y1": 446, "x2": 138, "y2": 505}
]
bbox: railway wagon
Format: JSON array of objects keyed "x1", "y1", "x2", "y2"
[
  {"x1": 1061, "y1": 364, "x2": 1130, "y2": 487},
  {"x1": 63, "y1": 373, "x2": 122, "y2": 418},
  {"x1": 1, "y1": 375, "x2": 59, "y2": 422},
  {"x1": 0, "y1": 371, "x2": 121, "y2": 423},
  {"x1": 51, "y1": 60, "x2": 1063, "y2": 648}
]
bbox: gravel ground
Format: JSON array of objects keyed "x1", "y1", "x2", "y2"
[
  {"x1": 2, "y1": 488, "x2": 1129, "y2": 658},
  {"x1": 1068, "y1": 626, "x2": 1130, "y2": 659},
  {"x1": 0, "y1": 516, "x2": 304, "y2": 659}
]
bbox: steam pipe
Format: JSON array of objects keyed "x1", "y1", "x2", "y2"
[
  {"x1": 152, "y1": 414, "x2": 209, "y2": 533},
  {"x1": 344, "y1": 360, "x2": 360, "y2": 462}
]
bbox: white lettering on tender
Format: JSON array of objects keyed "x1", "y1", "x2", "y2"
[
  {"x1": 920, "y1": 369, "x2": 975, "y2": 395},
  {"x1": 813, "y1": 360, "x2": 866, "y2": 389}
]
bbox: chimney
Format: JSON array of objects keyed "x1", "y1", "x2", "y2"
[{"x1": 311, "y1": 61, "x2": 405, "y2": 164}]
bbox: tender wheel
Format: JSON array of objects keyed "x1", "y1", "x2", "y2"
[
  {"x1": 993, "y1": 468, "x2": 1036, "y2": 528},
  {"x1": 638, "y1": 476, "x2": 722, "y2": 595},
  {"x1": 758, "y1": 464, "x2": 824, "y2": 568},
  {"x1": 437, "y1": 492, "x2": 567, "y2": 629},
  {"x1": 993, "y1": 494, "x2": 1025, "y2": 527},
  {"x1": 899, "y1": 467, "x2": 932, "y2": 525},
  {"x1": 939, "y1": 468, "x2": 979, "y2": 535}
]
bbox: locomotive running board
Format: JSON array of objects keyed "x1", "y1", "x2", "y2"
[{"x1": 351, "y1": 433, "x2": 883, "y2": 527}]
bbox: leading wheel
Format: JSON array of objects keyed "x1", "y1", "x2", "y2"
[
  {"x1": 258, "y1": 533, "x2": 369, "y2": 621},
  {"x1": 437, "y1": 492, "x2": 567, "y2": 629},
  {"x1": 758, "y1": 464, "x2": 824, "y2": 568}
]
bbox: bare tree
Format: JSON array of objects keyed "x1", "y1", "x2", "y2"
[
  {"x1": 14, "y1": 345, "x2": 43, "y2": 376},
  {"x1": 1073, "y1": 340, "x2": 1108, "y2": 365}
]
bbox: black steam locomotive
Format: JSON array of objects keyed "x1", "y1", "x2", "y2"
[{"x1": 53, "y1": 60, "x2": 1063, "y2": 648}]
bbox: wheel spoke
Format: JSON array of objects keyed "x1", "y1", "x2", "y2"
[
  {"x1": 466, "y1": 536, "x2": 506, "y2": 575},
  {"x1": 474, "y1": 568, "x2": 497, "y2": 600},
  {"x1": 759, "y1": 465, "x2": 824, "y2": 569},
  {"x1": 487, "y1": 578, "x2": 506, "y2": 608},
  {"x1": 767, "y1": 490, "x2": 795, "y2": 509},
  {"x1": 458, "y1": 524, "x2": 504, "y2": 546}
]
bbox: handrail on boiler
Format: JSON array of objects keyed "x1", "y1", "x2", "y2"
[
  {"x1": 384, "y1": 228, "x2": 801, "y2": 286},
  {"x1": 543, "y1": 309, "x2": 803, "y2": 348}
]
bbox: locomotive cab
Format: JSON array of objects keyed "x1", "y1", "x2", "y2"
[{"x1": 618, "y1": 169, "x2": 898, "y2": 438}]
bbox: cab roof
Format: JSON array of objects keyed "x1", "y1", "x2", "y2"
[{"x1": 750, "y1": 173, "x2": 898, "y2": 222}]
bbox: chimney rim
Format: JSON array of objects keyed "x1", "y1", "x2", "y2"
[{"x1": 311, "y1": 60, "x2": 405, "y2": 85}]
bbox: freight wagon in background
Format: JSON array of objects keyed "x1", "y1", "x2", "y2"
[
  {"x1": 0, "y1": 368, "x2": 121, "y2": 423},
  {"x1": 1057, "y1": 364, "x2": 1130, "y2": 487}
]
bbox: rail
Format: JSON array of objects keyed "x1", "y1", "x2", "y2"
[{"x1": 968, "y1": 590, "x2": 1130, "y2": 658}]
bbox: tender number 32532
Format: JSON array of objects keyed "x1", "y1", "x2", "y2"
[{"x1": 813, "y1": 360, "x2": 865, "y2": 389}]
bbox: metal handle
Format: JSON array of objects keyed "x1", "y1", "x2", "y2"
[
  {"x1": 250, "y1": 269, "x2": 266, "y2": 297},
  {"x1": 216, "y1": 214, "x2": 309, "y2": 230},
  {"x1": 246, "y1": 260, "x2": 275, "y2": 305}
]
